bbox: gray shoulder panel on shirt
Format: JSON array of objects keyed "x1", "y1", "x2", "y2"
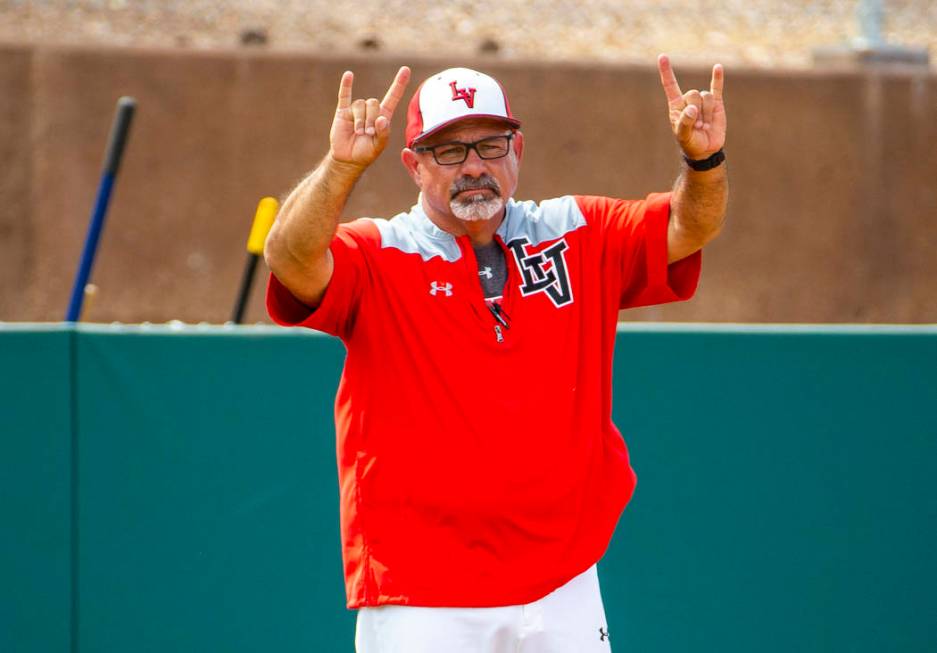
[
  {"x1": 366, "y1": 196, "x2": 587, "y2": 262},
  {"x1": 368, "y1": 214, "x2": 463, "y2": 263},
  {"x1": 498, "y1": 196, "x2": 587, "y2": 245}
]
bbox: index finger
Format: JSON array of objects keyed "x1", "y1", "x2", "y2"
[
  {"x1": 710, "y1": 63, "x2": 725, "y2": 101},
  {"x1": 336, "y1": 71, "x2": 353, "y2": 111},
  {"x1": 657, "y1": 54, "x2": 683, "y2": 104},
  {"x1": 380, "y1": 66, "x2": 412, "y2": 116}
]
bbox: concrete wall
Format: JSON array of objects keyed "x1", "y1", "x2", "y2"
[{"x1": 1, "y1": 43, "x2": 935, "y2": 323}]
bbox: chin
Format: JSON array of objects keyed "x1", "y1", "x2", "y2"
[{"x1": 450, "y1": 197, "x2": 504, "y2": 222}]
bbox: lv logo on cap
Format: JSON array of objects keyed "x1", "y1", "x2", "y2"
[{"x1": 449, "y1": 81, "x2": 476, "y2": 108}]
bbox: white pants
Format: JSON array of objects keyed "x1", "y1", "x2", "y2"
[{"x1": 355, "y1": 565, "x2": 612, "y2": 653}]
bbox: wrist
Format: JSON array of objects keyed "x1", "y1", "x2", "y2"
[
  {"x1": 325, "y1": 153, "x2": 368, "y2": 179},
  {"x1": 683, "y1": 149, "x2": 725, "y2": 172}
]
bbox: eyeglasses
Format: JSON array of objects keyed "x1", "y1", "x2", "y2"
[{"x1": 413, "y1": 133, "x2": 515, "y2": 166}]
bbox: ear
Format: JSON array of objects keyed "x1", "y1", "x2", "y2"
[
  {"x1": 400, "y1": 148, "x2": 422, "y2": 187},
  {"x1": 512, "y1": 130, "x2": 525, "y2": 164}
]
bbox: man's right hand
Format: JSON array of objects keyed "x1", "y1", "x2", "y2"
[{"x1": 330, "y1": 66, "x2": 411, "y2": 169}]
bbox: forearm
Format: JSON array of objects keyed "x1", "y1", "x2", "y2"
[
  {"x1": 270, "y1": 154, "x2": 363, "y2": 263},
  {"x1": 264, "y1": 155, "x2": 364, "y2": 304},
  {"x1": 668, "y1": 161, "x2": 728, "y2": 263}
]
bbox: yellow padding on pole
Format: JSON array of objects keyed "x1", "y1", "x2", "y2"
[{"x1": 246, "y1": 197, "x2": 279, "y2": 255}]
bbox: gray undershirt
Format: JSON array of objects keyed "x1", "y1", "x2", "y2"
[{"x1": 474, "y1": 241, "x2": 507, "y2": 300}]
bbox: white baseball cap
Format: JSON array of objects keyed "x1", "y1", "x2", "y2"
[{"x1": 405, "y1": 67, "x2": 521, "y2": 148}]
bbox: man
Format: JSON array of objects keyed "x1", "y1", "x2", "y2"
[{"x1": 265, "y1": 57, "x2": 727, "y2": 652}]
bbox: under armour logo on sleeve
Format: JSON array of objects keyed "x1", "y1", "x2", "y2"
[{"x1": 429, "y1": 281, "x2": 453, "y2": 296}]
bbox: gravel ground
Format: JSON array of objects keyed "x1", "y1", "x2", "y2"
[{"x1": 0, "y1": 0, "x2": 933, "y2": 68}]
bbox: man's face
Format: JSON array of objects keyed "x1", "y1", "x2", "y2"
[{"x1": 402, "y1": 118, "x2": 524, "y2": 224}]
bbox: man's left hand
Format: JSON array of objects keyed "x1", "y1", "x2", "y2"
[{"x1": 657, "y1": 54, "x2": 726, "y2": 161}]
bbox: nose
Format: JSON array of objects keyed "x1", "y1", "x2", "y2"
[{"x1": 459, "y1": 146, "x2": 488, "y2": 175}]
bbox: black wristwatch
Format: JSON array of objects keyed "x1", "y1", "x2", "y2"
[{"x1": 684, "y1": 149, "x2": 726, "y2": 171}]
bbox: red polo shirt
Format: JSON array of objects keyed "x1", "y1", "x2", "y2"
[{"x1": 267, "y1": 192, "x2": 701, "y2": 608}]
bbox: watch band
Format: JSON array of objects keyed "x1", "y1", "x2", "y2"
[{"x1": 684, "y1": 149, "x2": 726, "y2": 171}]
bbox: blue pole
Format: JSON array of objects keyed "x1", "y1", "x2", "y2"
[{"x1": 65, "y1": 96, "x2": 136, "y2": 322}]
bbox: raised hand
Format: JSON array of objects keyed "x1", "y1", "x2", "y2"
[
  {"x1": 657, "y1": 54, "x2": 726, "y2": 161},
  {"x1": 330, "y1": 66, "x2": 411, "y2": 169}
]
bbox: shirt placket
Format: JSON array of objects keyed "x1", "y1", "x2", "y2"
[{"x1": 456, "y1": 236, "x2": 513, "y2": 345}]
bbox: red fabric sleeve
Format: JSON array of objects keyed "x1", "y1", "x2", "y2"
[
  {"x1": 575, "y1": 193, "x2": 701, "y2": 309},
  {"x1": 265, "y1": 223, "x2": 370, "y2": 339}
]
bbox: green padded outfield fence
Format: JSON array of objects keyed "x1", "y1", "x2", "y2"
[{"x1": 2, "y1": 323, "x2": 936, "y2": 652}]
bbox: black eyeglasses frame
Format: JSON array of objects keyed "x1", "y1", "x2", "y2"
[{"x1": 412, "y1": 133, "x2": 516, "y2": 166}]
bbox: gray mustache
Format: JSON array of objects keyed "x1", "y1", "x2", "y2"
[{"x1": 450, "y1": 175, "x2": 501, "y2": 199}]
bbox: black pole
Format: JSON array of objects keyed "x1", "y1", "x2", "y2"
[
  {"x1": 229, "y1": 197, "x2": 278, "y2": 324},
  {"x1": 231, "y1": 254, "x2": 260, "y2": 324},
  {"x1": 66, "y1": 96, "x2": 136, "y2": 321}
]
